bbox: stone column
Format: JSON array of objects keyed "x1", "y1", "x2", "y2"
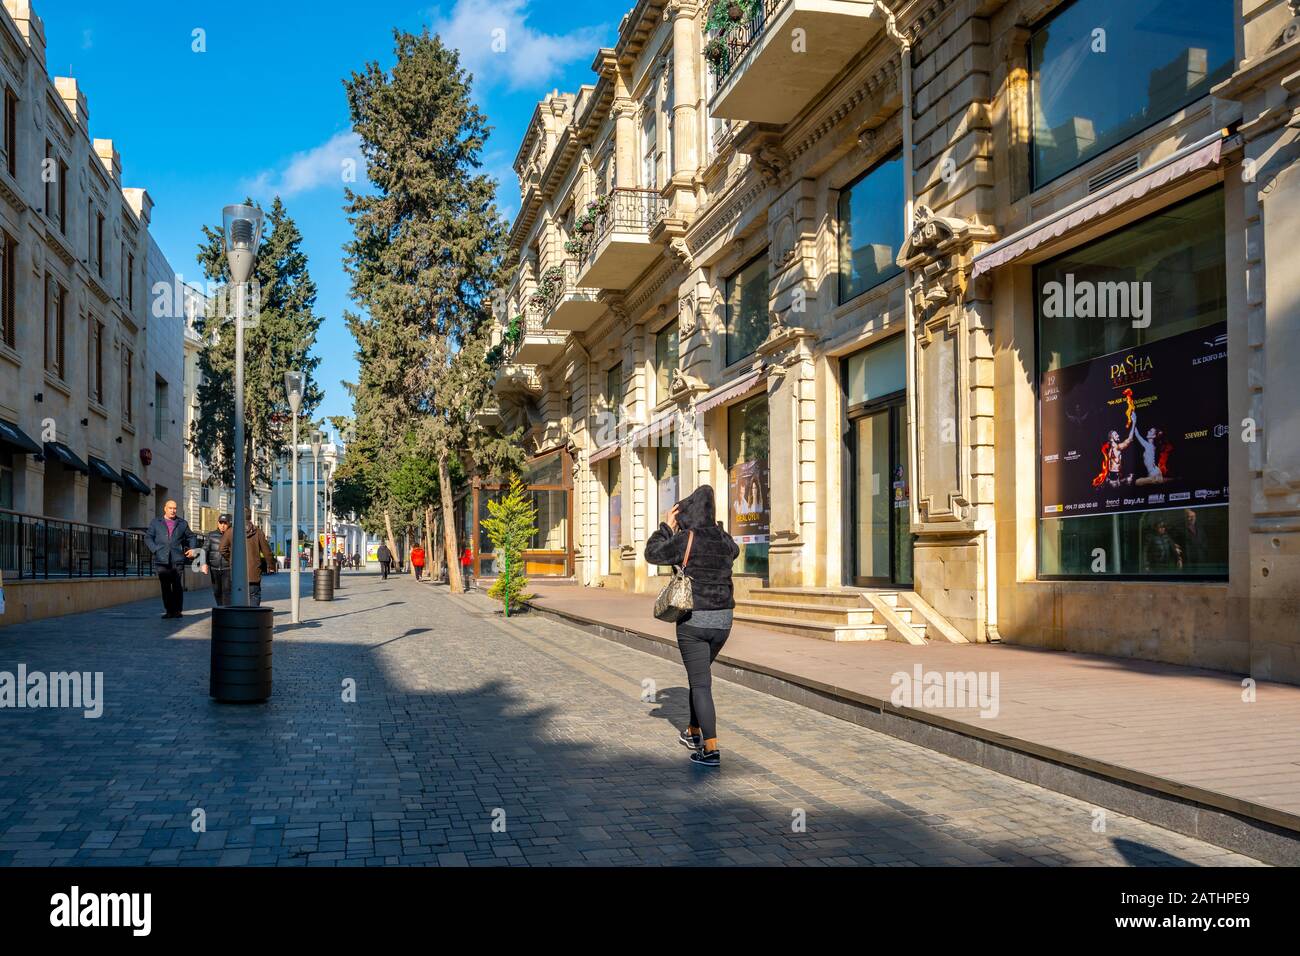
[
  {"x1": 759, "y1": 328, "x2": 818, "y2": 587},
  {"x1": 613, "y1": 100, "x2": 637, "y2": 190}
]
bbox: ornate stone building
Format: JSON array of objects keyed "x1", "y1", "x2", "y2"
[
  {"x1": 0, "y1": 0, "x2": 179, "y2": 532},
  {"x1": 489, "y1": 0, "x2": 1300, "y2": 683}
]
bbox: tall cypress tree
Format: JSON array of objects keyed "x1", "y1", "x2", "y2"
[
  {"x1": 343, "y1": 29, "x2": 520, "y2": 593},
  {"x1": 191, "y1": 197, "x2": 324, "y2": 489}
]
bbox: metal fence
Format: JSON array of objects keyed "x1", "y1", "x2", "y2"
[
  {"x1": 578, "y1": 188, "x2": 669, "y2": 270},
  {"x1": 0, "y1": 508, "x2": 153, "y2": 580}
]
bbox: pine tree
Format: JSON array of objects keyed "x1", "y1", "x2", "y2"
[
  {"x1": 191, "y1": 197, "x2": 324, "y2": 488},
  {"x1": 482, "y1": 476, "x2": 538, "y2": 615},
  {"x1": 342, "y1": 28, "x2": 522, "y2": 593}
]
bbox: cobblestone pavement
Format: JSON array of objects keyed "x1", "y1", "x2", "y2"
[{"x1": 0, "y1": 571, "x2": 1266, "y2": 866}]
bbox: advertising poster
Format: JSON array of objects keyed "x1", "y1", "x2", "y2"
[
  {"x1": 366, "y1": 543, "x2": 380, "y2": 563},
  {"x1": 1040, "y1": 322, "x2": 1229, "y2": 520},
  {"x1": 609, "y1": 495, "x2": 622, "y2": 553},
  {"x1": 728, "y1": 459, "x2": 770, "y2": 543}
]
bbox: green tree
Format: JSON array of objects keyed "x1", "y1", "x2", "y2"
[
  {"x1": 482, "y1": 476, "x2": 537, "y2": 615},
  {"x1": 191, "y1": 197, "x2": 324, "y2": 489},
  {"x1": 343, "y1": 28, "x2": 521, "y2": 592}
]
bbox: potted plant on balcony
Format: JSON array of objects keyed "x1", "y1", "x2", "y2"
[
  {"x1": 704, "y1": 0, "x2": 757, "y2": 76},
  {"x1": 529, "y1": 266, "x2": 566, "y2": 309},
  {"x1": 564, "y1": 236, "x2": 587, "y2": 256},
  {"x1": 504, "y1": 313, "x2": 524, "y2": 349}
]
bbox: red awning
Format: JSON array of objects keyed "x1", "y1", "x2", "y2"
[
  {"x1": 971, "y1": 131, "x2": 1231, "y2": 279},
  {"x1": 588, "y1": 442, "x2": 619, "y2": 464},
  {"x1": 695, "y1": 367, "x2": 766, "y2": 415}
]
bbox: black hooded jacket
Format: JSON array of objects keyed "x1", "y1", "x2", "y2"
[{"x1": 644, "y1": 485, "x2": 739, "y2": 611}]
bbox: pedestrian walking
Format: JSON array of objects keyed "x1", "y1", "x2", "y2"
[
  {"x1": 459, "y1": 546, "x2": 474, "y2": 591},
  {"x1": 205, "y1": 514, "x2": 233, "y2": 608},
  {"x1": 352, "y1": 552, "x2": 360, "y2": 570},
  {"x1": 377, "y1": 542, "x2": 393, "y2": 580},
  {"x1": 411, "y1": 545, "x2": 426, "y2": 581},
  {"x1": 144, "y1": 500, "x2": 205, "y2": 619},
  {"x1": 644, "y1": 485, "x2": 738, "y2": 768},
  {"x1": 221, "y1": 515, "x2": 276, "y2": 607}
]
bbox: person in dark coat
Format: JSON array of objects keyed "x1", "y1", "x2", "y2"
[
  {"x1": 644, "y1": 485, "x2": 738, "y2": 768},
  {"x1": 376, "y1": 542, "x2": 393, "y2": 580},
  {"x1": 144, "y1": 500, "x2": 204, "y2": 619},
  {"x1": 220, "y1": 518, "x2": 276, "y2": 607},
  {"x1": 204, "y1": 514, "x2": 233, "y2": 607}
]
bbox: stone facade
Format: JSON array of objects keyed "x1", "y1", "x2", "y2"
[
  {"x1": 490, "y1": 0, "x2": 1300, "y2": 683},
  {"x1": 0, "y1": 0, "x2": 178, "y2": 531}
]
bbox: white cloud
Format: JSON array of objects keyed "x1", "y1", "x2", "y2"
[
  {"x1": 243, "y1": 131, "x2": 365, "y2": 199},
  {"x1": 428, "y1": 0, "x2": 606, "y2": 91}
]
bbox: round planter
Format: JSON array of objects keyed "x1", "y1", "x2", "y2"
[
  {"x1": 313, "y1": 567, "x2": 335, "y2": 601},
  {"x1": 210, "y1": 605, "x2": 273, "y2": 703},
  {"x1": 728, "y1": 3, "x2": 744, "y2": 21}
]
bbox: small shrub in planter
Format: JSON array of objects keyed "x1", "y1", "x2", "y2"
[{"x1": 705, "y1": 38, "x2": 730, "y2": 76}]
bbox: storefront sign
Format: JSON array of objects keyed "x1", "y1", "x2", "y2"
[
  {"x1": 728, "y1": 459, "x2": 770, "y2": 543},
  {"x1": 1040, "y1": 322, "x2": 1229, "y2": 519}
]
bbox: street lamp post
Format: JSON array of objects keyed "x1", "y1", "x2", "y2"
[
  {"x1": 284, "y1": 372, "x2": 304, "y2": 624},
  {"x1": 310, "y1": 429, "x2": 322, "y2": 569},
  {"x1": 222, "y1": 204, "x2": 264, "y2": 608},
  {"x1": 210, "y1": 204, "x2": 270, "y2": 705}
]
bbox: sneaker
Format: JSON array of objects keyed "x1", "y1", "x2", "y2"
[
  {"x1": 689, "y1": 748, "x2": 720, "y2": 768},
  {"x1": 678, "y1": 729, "x2": 701, "y2": 750}
]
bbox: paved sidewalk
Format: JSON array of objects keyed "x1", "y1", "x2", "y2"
[
  {"x1": 526, "y1": 581, "x2": 1300, "y2": 839},
  {"x1": 0, "y1": 570, "x2": 1264, "y2": 865}
]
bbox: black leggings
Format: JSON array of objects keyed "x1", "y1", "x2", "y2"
[{"x1": 676, "y1": 621, "x2": 731, "y2": 741}]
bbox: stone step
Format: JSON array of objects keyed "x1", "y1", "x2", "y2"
[
  {"x1": 734, "y1": 611, "x2": 888, "y2": 643},
  {"x1": 747, "y1": 588, "x2": 872, "y2": 609},
  {"x1": 734, "y1": 599, "x2": 877, "y2": 627}
]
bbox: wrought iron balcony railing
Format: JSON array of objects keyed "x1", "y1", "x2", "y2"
[
  {"x1": 576, "y1": 188, "x2": 669, "y2": 271},
  {"x1": 706, "y1": 0, "x2": 785, "y2": 85}
]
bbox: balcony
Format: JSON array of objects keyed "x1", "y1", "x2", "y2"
[
  {"x1": 510, "y1": 311, "x2": 567, "y2": 366},
  {"x1": 538, "y1": 260, "x2": 603, "y2": 332},
  {"x1": 574, "y1": 188, "x2": 668, "y2": 290},
  {"x1": 706, "y1": 0, "x2": 884, "y2": 125},
  {"x1": 494, "y1": 360, "x2": 543, "y2": 396}
]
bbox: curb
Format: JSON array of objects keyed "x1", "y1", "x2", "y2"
[{"x1": 527, "y1": 599, "x2": 1300, "y2": 867}]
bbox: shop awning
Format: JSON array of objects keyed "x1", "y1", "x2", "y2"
[
  {"x1": 120, "y1": 468, "x2": 152, "y2": 495},
  {"x1": 42, "y1": 441, "x2": 89, "y2": 474},
  {"x1": 695, "y1": 367, "x2": 766, "y2": 415},
  {"x1": 626, "y1": 408, "x2": 681, "y2": 448},
  {"x1": 589, "y1": 442, "x2": 619, "y2": 464},
  {"x1": 971, "y1": 130, "x2": 1232, "y2": 279},
  {"x1": 0, "y1": 418, "x2": 41, "y2": 455},
  {"x1": 88, "y1": 456, "x2": 123, "y2": 485}
]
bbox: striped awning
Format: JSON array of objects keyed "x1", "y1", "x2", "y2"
[
  {"x1": 695, "y1": 367, "x2": 766, "y2": 415},
  {"x1": 588, "y1": 442, "x2": 619, "y2": 464},
  {"x1": 971, "y1": 131, "x2": 1232, "y2": 279}
]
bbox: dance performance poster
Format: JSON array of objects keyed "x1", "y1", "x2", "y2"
[{"x1": 1040, "y1": 323, "x2": 1229, "y2": 520}]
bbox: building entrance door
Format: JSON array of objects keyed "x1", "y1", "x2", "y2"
[{"x1": 849, "y1": 398, "x2": 912, "y2": 586}]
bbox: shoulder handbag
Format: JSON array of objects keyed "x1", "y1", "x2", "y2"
[{"x1": 653, "y1": 530, "x2": 695, "y2": 623}]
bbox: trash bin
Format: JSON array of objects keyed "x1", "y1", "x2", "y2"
[
  {"x1": 313, "y1": 567, "x2": 334, "y2": 601},
  {"x1": 210, "y1": 606, "x2": 273, "y2": 703}
]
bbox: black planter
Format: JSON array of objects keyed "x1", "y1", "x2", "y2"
[
  {"x1": 313, "y1": 567, "x2": 334, "y2": 601},
  {"x1": 210, "y1": 606, "x2": 273, "y2": 703}
]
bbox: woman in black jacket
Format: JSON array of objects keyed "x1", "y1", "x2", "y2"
[{"x1": 645, "y1": 485, "x2": 739, "y2": 768}]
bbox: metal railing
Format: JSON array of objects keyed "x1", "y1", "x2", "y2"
[
  {"x1": 578, "y1": 188, "x2": 669, "y2": 271},
  {"x1": 0, "y1": 508, "x2": 153, "y2": 580},
  {"x1": 708, "y1": 0, "x2": 785, "y2": 84}
]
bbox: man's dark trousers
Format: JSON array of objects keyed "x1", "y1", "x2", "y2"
[
  {"x1": 248, "y1": 582, "x2": 262, "y2": 607},
  {"x1": 380, "y1": 561, "x2": 390, "y2": 580},
  {"x1": 210, "y1": 569, "x2": 231, "y2": 607},
  {"x1": 158, "y1": 566, "x2": 184, "y2": 616}
]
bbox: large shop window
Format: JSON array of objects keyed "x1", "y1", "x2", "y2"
[
  {"x1": 1036, "y1": 188, "x2": 1228, "y2": 579},
  {"x1": 1030, "y1": 0, "x2": 1234, "y2": 188},
  {"x1": 607, "y1": 456, "x2": 622, "y2": 575},
  {"x1": 475, "y1": 450, "x2": 569, "y2": 577},
  {"x1": 837, "y1": 150, "x2": 904, "y2": 303},
  {"x1": 727, "y1": 393, "x2": 770, "y2": 577},
  {"x1": 654, "y1": 443, "x2": 679, "y2": 576},
  {"x1": 725, "y1": 254, "x2": 769, "y2": 367}
]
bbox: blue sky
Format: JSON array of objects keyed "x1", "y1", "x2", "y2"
[{"x1": 42, "y1": 0, "x2": 623, "y2": 429}]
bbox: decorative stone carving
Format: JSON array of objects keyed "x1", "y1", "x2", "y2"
[
  {"x1": 772, "y1": 216, "x2": 796, "y2": 268},
  {"x1": 752, "y1": 143, "x2": 789, "y2": 185},
  {"x1": 1268, "y1": 0, "x2": 1300, "y2": 53},
  {"x1": 677, "y1": 291, "x2": 697, "y2": 335},
  {"x1": 898, "y1": 205, "x2": 997, "y2": 329}
]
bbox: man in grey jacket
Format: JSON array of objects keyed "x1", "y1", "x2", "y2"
[{"x1": 144, "y1": 500, "x2": 204, "y2": 619}]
